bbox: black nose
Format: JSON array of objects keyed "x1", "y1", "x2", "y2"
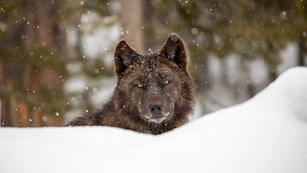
[{"x1": 150, "y1": 104, "x2": 162, "y2": 116}]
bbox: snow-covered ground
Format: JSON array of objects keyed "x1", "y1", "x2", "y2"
[{"x1": 1, "y1": 67, "x2": 307, "y2": 173}]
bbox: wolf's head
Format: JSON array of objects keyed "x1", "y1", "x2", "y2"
[{"x1": 113, "y1": 34, "x2": 194, "y2": 126}]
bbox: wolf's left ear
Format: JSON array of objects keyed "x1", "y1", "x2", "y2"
[
  {"x1": 114, "y1": 40, "x2": 139, "y2": 79},
  {"x1": 160, "y1": 33, "x2": 188, "y2": 69}
]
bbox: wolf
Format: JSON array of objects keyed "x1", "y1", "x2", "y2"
[{"x1": 66, "y1": 33, "x2": 195, "y2": 135}]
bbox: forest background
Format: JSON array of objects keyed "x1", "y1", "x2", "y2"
[{"x1": 0, "y1": 0, "x2": 306, "y2": 127}]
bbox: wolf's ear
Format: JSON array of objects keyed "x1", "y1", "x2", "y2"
[
  {"x1": 114, "y1": 40, "x2": 139, "y2": 78},
  {"x1": 160, "y1": 33, "x2": 188, "y2": 69}
]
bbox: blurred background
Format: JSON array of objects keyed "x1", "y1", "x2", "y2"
[{"x1": 0, "y1": 0, "x2": 306, "y2": 127}]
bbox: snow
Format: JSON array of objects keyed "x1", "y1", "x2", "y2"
[{"x1": 1, "y1": 67, "x2": 307, "y2": 173}]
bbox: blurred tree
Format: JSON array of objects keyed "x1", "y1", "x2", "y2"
[
  {"x1": 0, "y1": 0, "x2": 67, "y2": 126},
  {"x1": 142, "y1": 0, "x2": 171, "y2": 52},
  {"x1": 121, "y1": 0, "x2": 145, "y2": 53},
  {"x1": 294, "y1": 0, "x2": 307, "y2": 66}
]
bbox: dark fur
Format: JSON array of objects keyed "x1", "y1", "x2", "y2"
[{"x1": 66, "y1": 33, "x2": 195, "y2": 135}]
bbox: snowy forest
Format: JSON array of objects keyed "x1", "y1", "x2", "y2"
[{"x1": 0, "y1": 0, "x2": 306, "y2": 127}]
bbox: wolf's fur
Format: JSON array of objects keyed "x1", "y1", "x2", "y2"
[{"x1": 67, "y1": 33, "x2": 195, "y2": 135}]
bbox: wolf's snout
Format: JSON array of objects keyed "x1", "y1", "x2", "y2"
[
  {"x1": 149, "y1": 103, "x2": 162, "y2": 116},
  {"x1": 146, "y1": 102, "x2": 170, "y2": 124}
]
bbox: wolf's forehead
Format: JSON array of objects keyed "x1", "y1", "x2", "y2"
[
  {"x1": 125, "y1": 56, "x2": 175, "y2": 79},
  {"x1": 136, "y1": 56, "x2": 174, "y2": 74}
]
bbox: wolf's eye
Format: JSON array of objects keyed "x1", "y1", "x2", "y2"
[
  {"x1": 163, "y1": 79, "x2": 169, "y2": 85},
  {"x1": 137, "y1": 83, "x2": 143, "y2": 88}
]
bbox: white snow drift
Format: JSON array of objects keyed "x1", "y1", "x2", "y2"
[{"x1": 0, "y1": 67, "x2": 307, "y2": 173}]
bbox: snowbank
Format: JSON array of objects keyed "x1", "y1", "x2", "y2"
[{"x1": 1, "y1": 67, "x2": 307, "y2": 173}]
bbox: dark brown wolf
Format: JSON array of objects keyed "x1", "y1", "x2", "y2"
[{"x1": 66, "y1": 33, "x2": 195, "y2": 135}]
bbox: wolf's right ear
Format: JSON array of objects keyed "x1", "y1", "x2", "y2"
[
  {"x1": 114, "y1": 40, "x2": 139, "y2": 79},
  {"x1": 160, "y1": 33, "x2": 188, "y2": 69}
]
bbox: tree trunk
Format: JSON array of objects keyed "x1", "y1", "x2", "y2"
[
  {"x1": 121, "y1": 0, "x2": 145, "y2": 53},
  {"x1": 23, "y1": 0, "x2": 65, "y2": 127},
  {"x1": 0, "y1": 63, "x2": 6, "y2": 126},
  {"x1": 143, "y1": 0, "x2": 170, "y2": 52},
  {"x1": 0, "y1": 99, "x2": 11, "y2": 127},
  {"x1": 17, "y1": 102, "x2": 29, "y2": 127},
  {"x1": 298, "y1": 37, "x2": 306, "y2": 66}
]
